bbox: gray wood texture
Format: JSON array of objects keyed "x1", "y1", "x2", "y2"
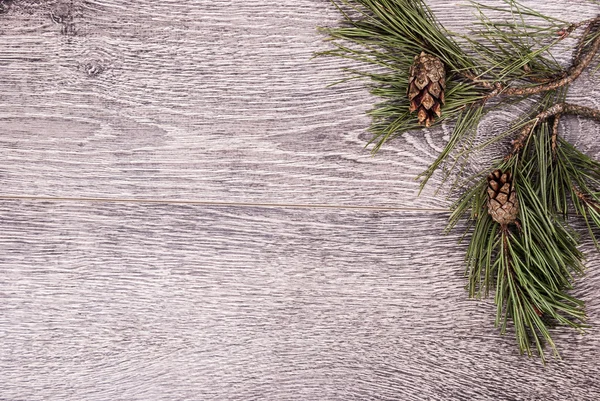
[
  {"x1": 2, "y1": 200, "x2": 600, "y2": 401},
  {"x1": 1, "y1": 0, "x2": 599, "y2": 400}
]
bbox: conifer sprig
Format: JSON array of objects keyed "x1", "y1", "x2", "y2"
[
  {"x1": 450, "y1": 116, "x2": 595, "y2": 361},
  {"x1": 321, "y1": 0, "x2": 599, "y2": 155},
  {"x1": 322, "y1": 0, "x2": 600, "y2": 361}
]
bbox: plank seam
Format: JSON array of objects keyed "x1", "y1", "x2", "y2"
[{"x1": 0, "y1": 195, "x2": 450, "y2": 212}]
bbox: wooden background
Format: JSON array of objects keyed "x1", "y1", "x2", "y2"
[{"x1": 1, "y1": 0, "x2": 599, "y2": 399}]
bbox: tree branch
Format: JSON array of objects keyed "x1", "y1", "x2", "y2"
[
  {"x1": 551, "y1": 113, "x2": 561, "y2": 157},
  {"x1": 465, "y1": 16, "x2": 600, "y2": 99},
  {"x1": 495, "y1": 28, "x2": 599, "y2": 97},
  {"x1": 572, "y1": 17, "x2": 600, "y2": 67},
  {"x1": 557, "y1": 16, "x2": 600, "y2": 39},
  {"x1": 510, "y1": 103, "x2": 600, "y2": 156},
  {"x1": 573, "y1": 185, "x2": 600, "y2": 214}
]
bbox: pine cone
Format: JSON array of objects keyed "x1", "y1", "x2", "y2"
[
  {"x1": 408, "y1": 52, "x2": 446, "y2": 127},
  {"x1": 487, "y1": 169, "x2": 519, "y2": 226}
]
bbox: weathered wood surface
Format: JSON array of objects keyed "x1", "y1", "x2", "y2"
[
  {"x1": 1, "y1": 0, "x2": 600, "y2": 400},
  {"x1": 0, "y1": 0, "x2": 597, "y2": 208},
  {"x1": 1, "y1": 200, "x2": 600, "y2": 401}
]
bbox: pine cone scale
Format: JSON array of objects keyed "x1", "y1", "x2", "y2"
[
  {"x1": 428, "y1": 81, "x2": 442, "y2": 98},
  {"x1": 421, "y1": 92, "x2": 435, "y2": 110}
]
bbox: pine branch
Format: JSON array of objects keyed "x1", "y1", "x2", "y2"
[
  {"x1": 453, "y1": 118, "x2": 593, "y2": 361},
  {"x1": 558, "y1": 16, "x2": 600, "y2": 39},
  {"x1": 483, "y1": 17, "x2": 600, "y2": 98},
  {"x1": 571, "y1": 17, "x2": 600, "y2": 65},
  {"x1": 511, "y1": 103, "x2": 600, "y2": 156},
  {"x1": 322, "y1": 0, "x2": 600, "y2": 361},
  {"x1": 460, "y1": 1, "x2": 574, "y2": 83},
  {"x1": 551, "y1": 113, "x2": 560, "y2": 156}
]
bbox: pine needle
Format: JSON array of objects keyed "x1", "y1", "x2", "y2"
[{"x1": 321, "y1": 0, "x2": 600, "y2": 361}]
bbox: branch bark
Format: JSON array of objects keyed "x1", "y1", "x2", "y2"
[
  {"x1": 551, "y1": 112, "x2": 561, "y2": 156},
  {"x1": 510, "y1": 103, "x2": 600, "y2": 156},
  {"x1": 463, "y1": 16, "x2": 600, "y2": 99},
  {"x1": 573, "y1": 185, "x2": 600, "y2": 213},
  {"x1": 572, "y1": 18, "x2": 600, "y2": 67},
  {"x1": 491, "y1": 25, "x2": 600, "y2": 97}
]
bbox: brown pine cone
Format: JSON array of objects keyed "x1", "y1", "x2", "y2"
[
  {"x1": 407, "y1": 52, "x2": 446, "y2": 127},
  {"x1": 487, "y1": 169, "x2": 519, "y2": 226}
]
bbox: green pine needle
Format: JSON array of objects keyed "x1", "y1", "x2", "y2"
[
  {"x1": 319, "y1": 0, "x2": 574, "y2": 156},
  {"x1": 452, "y1": 111, "x2": 600, "y2": 362},
  {"x1": 321, "y1": 0, "x2": 600, "y2": 361}
]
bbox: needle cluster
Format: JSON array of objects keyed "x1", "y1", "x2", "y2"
[{"x1": 321, "y1": 0, "x2": 600, "y2": 362}]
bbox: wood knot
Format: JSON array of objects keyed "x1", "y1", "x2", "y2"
[
  {"x1": 0, "y1": 0, "x2": 12, "y2": 14},
  {"x1": 83, "y1": 61, "x2": 104, "y2": 77},
  {"x1": 50, "y1": 2, "x2": 76, "y2": 35}
]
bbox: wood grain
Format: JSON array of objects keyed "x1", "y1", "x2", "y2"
[
  {"x1": 1, "y1": 1, "x2": 600, "y2": 400},
  {"x1": 0, "y1": 0, "x2": 597, "y2": 208},
  {"x1": 1, "y1": 200, "x2": 600, "y2": 400}
]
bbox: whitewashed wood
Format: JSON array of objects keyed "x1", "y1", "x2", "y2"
[
  {"x1": 1, "y1": 1, "x2": 600, "y2": 400},
  {"x1": 1, "y1": 200, "x2": 600, "y2": 400},
  {"x1": 0, "y1": 0, "x2": 597, "y2": 208}
]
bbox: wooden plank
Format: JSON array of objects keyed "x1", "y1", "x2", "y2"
[
  {"x1": 1, "y1": 200, "x2": 600, "y2": 400},
  {"x1": 0, "y1": 1, "x2": 597, "y2": 208},
  {"x1": 1, "y1": 1, "x2": 600, "y2": 398}
]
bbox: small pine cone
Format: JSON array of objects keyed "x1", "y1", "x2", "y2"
[
  {"x1": 487, "y1": 169, "x2": 519, "y2": 226},
  {"x1": 407, "y1": 52, "x2": 446, "y2": 127}
]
